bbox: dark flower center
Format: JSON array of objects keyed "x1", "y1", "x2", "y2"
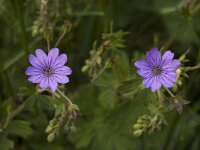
[
  {"x1": 43, "y1": 68, "x2": 54, "y2": 77},
  {"x1": 152, "y1": 66, "x2": 162, "y2": 75}
]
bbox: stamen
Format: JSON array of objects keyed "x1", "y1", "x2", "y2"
[
  {"x1": 43, "y1": 67, "x2": 53, "y2": 77},
  {"x1": 152, "y1": 66, "x2": 162, "y2": 75}
]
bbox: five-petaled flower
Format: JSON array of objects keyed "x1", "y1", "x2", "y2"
[
  {"x1": 135, "y1": 48, "x2": 181, "y2": 92},
  {"x1": 26, "y1": 48, "x2": 72, "y2": 92}
]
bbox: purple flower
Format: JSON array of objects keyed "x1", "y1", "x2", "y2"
[
  {"x1": 135, "y1": 48, "x2": 180, "y2": 92},
  {"x1": 26, "y1": 48, "x2": 72, "y2": 92}
]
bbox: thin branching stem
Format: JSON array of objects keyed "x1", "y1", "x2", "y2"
[
  {"x1": 54, "y1": 31, "x2": 67, "y2": 47},
  {"x1": 157, "y1": 89, "x2": 164, "y2": 107},
  {"x1": 163, "y1": 86, "x2": 174, "y2": 97},
  {"x1": 2, "y1": 103, "x2": 25, "y2": 130},
  {"x1": 187, "y1": 64, "x2": 200, "y2": 71},
  {"x1": 56, "y1": 89, "x2": 72, "y2": 105},
  {"x1": 47, "y1": 40, "x2": 50, "y2": 52}
]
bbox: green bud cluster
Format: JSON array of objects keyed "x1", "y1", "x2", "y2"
[
  {"x1": 133, "y1": 115, "x2": 151, "y2": 137},
  {"x1": 133, "y1": 114, "x2": 167, "y2": 137},
  {"x1": 45, "y1": 119, "x2": 57, "y2": 134},
  {"x1": 45, "y1": 117, "x2": 64, "y2": 142},
  {"x1": 82, "y1": 30, "x2": 128, "y2": 81},
  {"x1": 173, "y1": 50, "x2": 191, "y2": 90},
  {"x1": 81, "y1": 43, "x2": 105, "y2": 79},
  {"x1": 45, "y1": 103, "x2": 80, "y2": 142}
]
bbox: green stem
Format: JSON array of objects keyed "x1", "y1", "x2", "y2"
[
  {"x1": 164, "y1": 22, "x2": 182, "y2": 50},
  {"x1": 110, "y1": 21, "x2": 113, "y2": 34},
  {"x1": 3, "y1": 71, "x2": 14, "y2": 97},
  {"x1": 191, "y1": 3, "x2": 200, "y2": 15},
  {"x1": 3, "y1": 113, "x2": 10, "y2": 129},
  {"x1": 53, "y1": 109, "x2": 69, "y2": 134},
  {"x1": 9, "y1": 103, "x2": 25, "y2": 120},
  {"x1": 3, "y1": 103, "x2": 25, "y2": 129},
  {"x1": 47, "y1": 40, "x2": 50, "y2": 51},
  {"x1": 187, "y1": 64, "x2": 200, "y2": 71},
  {"x1": 157, "y1": 90, "x2": 164, "y2": 107},
  {"x1": 91, "y1": 65, "x2": 107, "y2": 82},
  {"x1": 54, "y1": 31, "x2": 67, "y2": 47},
  {"x1": 12, "y1": 0, "x2": 29, "y2": 56},
  {"x1": 163, "y1": 113, "x2": 179, "y2": 149},
  {"x1": 163, "y1": 86, "x2": 174, "y2": 98},
  {"x1": 56, "y1": 89, "x2": 72, "y2": 105}
]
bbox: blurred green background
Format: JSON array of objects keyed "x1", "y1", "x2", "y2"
[{"x1": 0, "y1": 0, "x2": 200, "y2": 150}]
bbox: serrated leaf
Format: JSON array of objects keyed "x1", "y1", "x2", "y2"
[
  {"x1": 117, "y1": 78, "x2": 141, "y2": 93},
  {"x1": 98, "y1": 89, "x2": 119, "y2": 110},
  {"x1": 94, "y1": 72, "x2": 119, "y2": 89},
  {"x1": 112, "y1": 51, "x2": 131, "y2": 81},
  {"x1": 0, "y1": 133, "x2": 14, "y2": 150},
  {"x1": 7, "y1": 120, "x2": 33, "y2": 138}
]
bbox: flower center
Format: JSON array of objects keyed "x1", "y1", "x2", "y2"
[
  {"x1": 152, "y1": 66, "x2": 162, "y2": 75},
  {"x1": 43, "y1": 68, "x2": 54, "y2": 77}
]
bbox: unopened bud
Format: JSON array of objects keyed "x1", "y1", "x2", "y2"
[
  {"x1": 47, "y1": 133, "x2": 55, "y2": 142},
  {"x1": 68, "y1": 104, "x2": 79, "y2": 112},
  {"x1": 137, "y1": 118, "x2": 144, "y2": 124},
  {"x1": 45, "y1": 125, "x2": 53, "y2": 133},
  {"x1": 44, "y1": 29, "x2": 53, "y2": 41},
  {"x1": 62, "y1": 20, "x2": 72, "y2": 32},
  {"x1": 133, "y1": 124, "x2": 142, "y2": 130},
  {"x1": 81, "y1": 65, "x2": 88, "y2": 72},
  {"x1": 133, "y1": 130, "x2": 143, "y2": 137},
  {"x1": 7, "y1": 100, "x2": 15, "y2": 113},
  {"x1": 96, "y1": 57, "x2": 101, "y2": 65}
]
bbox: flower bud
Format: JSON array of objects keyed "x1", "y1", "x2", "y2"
[
  {"x1": 133, "y1": 130, "x2": 143, "y2": 137},
  {"x1": 45, "y1": 125, "x2": 53, "y2": 133},
  {"x1": 44, "y1": 29, "x2": 53, "y2": 41},
  {"x1": 133, "y1": 124, "x2": 142, "y2": 130},
  {"x1": 47, "y1": 133, "x2": 55, "y2": 142},
  {"x1": 81, "y1": 66, "x2": 88, "y2": 72},
  {"x1": 137, "y1": 118, "x2": 143, "y2": 124},
  {"x1": 62, "y1": 20, "x2": 72, "y2": 32},
  {"x1": 7, "y1": 100, "x2": 15, "y2": 113},
  {"x1": 96, "y1": 57, "x2": 102, "y2": 65}
]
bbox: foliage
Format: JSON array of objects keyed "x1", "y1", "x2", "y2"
[{"x1": 0, "y1": 0, "x2": 200, "y2": 150}]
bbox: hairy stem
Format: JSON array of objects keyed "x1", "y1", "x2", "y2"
[
  {"x1": 56, "y1": 89, "x2": 72, "y2": 105},
  {"x1": 54, "y1": 31, "x2": 67, "y2": 47},
  {"x1": 3, "y1": 103, "x2": 25, "y2": 129},
  {"x1": 47, "y1": 40, "x2": 50, "y2": 51},
  {"x1": 187, "y1": 64, "x2": 200, "y2": 71},
  {"x1": 157, "y1": 89, "x2": 164, "y2": 107},
  {"x1": 163, "y1": 86, "x2": 175, "y2": 98}
]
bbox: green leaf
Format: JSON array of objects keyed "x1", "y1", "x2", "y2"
[
  {"x1": 98, "y1": 89, "x2": 119, "y2": 110},
  {"x1": 0, "y1": 133, "x2": 14, "y2": 150},
  {"x1": 3, "y1": 50, "x2": 25, "y2": 71},
  {"x1": 18, "y1": 85, "x2": 36, "y2": 97},
  {"x1": 112, "y1": 51, "x2": 131, "y2": 81},
  {"x1": 7, "y1": 120, "x2": 33, "y2": 138},
  {"x1": 117, "y1": 78, "x2": 141, "y2": 93},
  {"x1": 94, "y1": 72, "x2": 119, "y2": 89}
]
